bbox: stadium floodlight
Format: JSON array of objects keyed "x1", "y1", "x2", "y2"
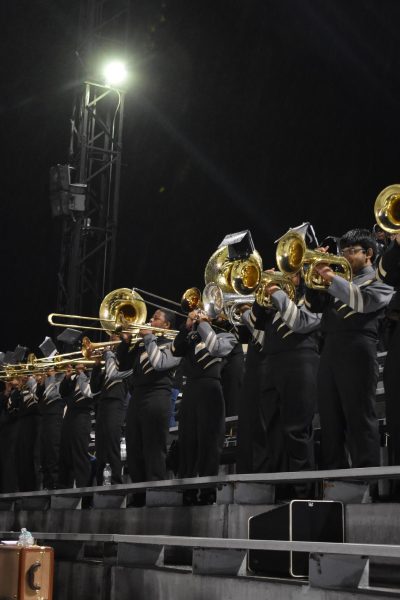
[{"x1": 103, "y1": 60, "x2": 128, "y2": 87}]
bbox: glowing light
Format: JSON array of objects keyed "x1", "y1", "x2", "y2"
[{"x1": 103, "y1": 61, "x2": 128, "y2": 86}]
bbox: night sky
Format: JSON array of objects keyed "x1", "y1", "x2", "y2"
[{"x1": 2, "y1": 0, "x2": 400, "y2": 353}]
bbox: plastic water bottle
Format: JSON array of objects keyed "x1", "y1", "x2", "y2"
[
  {"x1": 103, "y1": 463, "x2": 112, "y2": 486},
  {"x1": 18, "y1": 528, "x2": 34, "y2": 547},
  {"x1": 120, "y1": 438, "x2": 127, "y2": 462}
]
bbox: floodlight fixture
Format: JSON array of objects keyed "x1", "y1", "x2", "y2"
[{"x1": 103, "y1": 60, "x2": 128, "y2": 87}]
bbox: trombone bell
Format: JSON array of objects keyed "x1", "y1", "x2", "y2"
[
  {"x1": 181, "y1": 287, "x2": 202, "y2": 313},
  {"x1": 99, "y1": 288, "x2": 147, "y2": 333}
]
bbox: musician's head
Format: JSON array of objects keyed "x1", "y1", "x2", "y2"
[
  {"x1": 150, "y1": 309, "x2": 175, "y2": 330},
  {"x1": 339, "y1": 228, "x2": 376, "y2": 273}
]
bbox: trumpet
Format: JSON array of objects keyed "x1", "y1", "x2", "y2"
[
  {"x1": 374, "y1": 184, "x2": 400, "y2": 233},
  {"x1": 276, "y1": 230, "x2": 352, "y2": 290}
]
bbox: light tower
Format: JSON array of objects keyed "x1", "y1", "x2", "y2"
[{"x1": 50, "y1": 0, "x2": 130, "y2": 325}]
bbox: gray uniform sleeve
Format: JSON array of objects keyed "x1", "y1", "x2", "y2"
[
  {"x1": 26, "y1": 376, "x2": 37, "y2": 395},
  {"x1": 76, "y1": 372, "x2": 94, "y2": 398},
  {"x1": 142, "y1": 334, "x2": 182, "y2": 371},
  {"x1": 270, "y1": 290, "x2": 321, "y2": 333},
  {"x1": 104, "y1": 350, "x2": 133, "y2": 380},
  {"x1": 241, "y1": 308, "x2": 265, "y2": 348},
  {"x1": 328, "y1": 274, "x2": 394, "y2": 313},
  {"x1": 44, "y1": 374, "x2": 61, "y2": 401},
  {"x1": 197, "y1": 322, "x2": 237, "y2": 357}
]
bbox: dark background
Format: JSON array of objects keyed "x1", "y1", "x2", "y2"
[{"x1": 2, "y1": 0, "x2": 400, "y2": 352}]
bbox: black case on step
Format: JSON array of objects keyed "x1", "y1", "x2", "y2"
[{"x1": 248, "y1": 500, "x2": 344, "y2": 578}]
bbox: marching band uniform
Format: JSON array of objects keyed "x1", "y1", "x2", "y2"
[
  {"x1": 16, "y1": 376, "x2": 39, "y2": 491},
  {"x1": 36, "y1": 372, "x2": 65, "y2": 489},
  {"x1": 58, "y1": 370, "x2": 96, "y2": 488},
  {"x1": 90, "y1": 350, "x2": 129, "y2": 485},
  {"x1": 0, "y1": 382, "x2": 20, "y2": 492},
  {"x1": 242, "y1": 287, "x2": 320, "y2": 484},
  {"x1": 220, "y1": 331, "x2": 245, "y2": 418},
  {"x1": 117, "y1": 332, "x2": 181, "y2": 498},
  {"x1": 236, "y1": 334, "x2": 268, "y2": 473},
  {"x1": 171, "y1": 319, "x2": 236, "y2": 504},
  {"x1": 306, "y1": 264, "x2": 393, "y2": 469},
  {"x1": 376, "y1": 240, "x2": 400, "y2": 470}
]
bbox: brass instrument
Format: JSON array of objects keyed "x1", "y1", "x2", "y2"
[
  {"x1": 201, "y1": 282, "x2": 252, "y2": 324},
  {"x1": 204, "y1": 245, "x2": 263, "y2": 295},
  {"x1": 276, "y1": 230, "x2": 352, "y2": 290},
  {"x1": 0, "y1": 357, "x2": 101, "y2": 380},
  {"x1": 374, "y1": 184, "x2": 400, "y2": 233},
  {"x1": 99, "y1": 288, "x2": 147, "y2": 333},
  {"x1": 180, "y1": 287, "x2": 202, "y2": 313},
  {"x1": 49, "y1": 288, "x2": 180, "y2": 337},
  {"x1": 255, "y1": 271, "x2": 296, "y2": 308}
]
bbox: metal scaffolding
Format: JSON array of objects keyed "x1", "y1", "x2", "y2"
[{"x1": 54, "y1": 0, "x2": 130, "y2": 323}]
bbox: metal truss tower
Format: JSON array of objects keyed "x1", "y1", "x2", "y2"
[{"x1": 54, "y1": 0, "x2": 130, "y2": 326}]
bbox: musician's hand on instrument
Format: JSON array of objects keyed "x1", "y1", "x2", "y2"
[
  {"x1": 65, "y1": 364, "x2": 74, "y2": 378},
  {"x1": 264, "y1": 283, "x2": 280, "y2": 296},
  {"x1": 186, "y1": 311, "x2": 198, "y2": 330},
  {"x1": 196, "y1": 310, "x2": 210, "y2": 323},
  {"x1": 316, "y1": 246, "x2": 329, "y2": 253},
  {"x1": 75, "y1": 363, "x2": 85, "y2": 374},
  {"x1": 139, "y1": 327, "x2": 152, "y2": 337},
  {"x1": 395, "y1": 233, "x2": 400, "y2": 246},
  {"x1": 120, "y1": 331, "x2": 132, "y2": 343},
  {"x1": 314, "y1": 264, "x2": 335, "y2": 282},
  {"x1": 239, "y1": 303, "x2": 252, "y2": 314}
]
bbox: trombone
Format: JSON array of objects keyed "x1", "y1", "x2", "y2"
[
  {"x1": 48, "y1": 288, "x2": 180, "y2": 338},
  {"x1": 0, "y1": 358, "x2": 101, "y2": 380}
]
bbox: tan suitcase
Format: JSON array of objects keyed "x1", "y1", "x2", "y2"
[{"x1": 0, "y1": 544, "x2": 54, "y2": 600}]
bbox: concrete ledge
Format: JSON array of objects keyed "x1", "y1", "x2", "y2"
[
  {"x1": 1, "y1": 465, "x2": 400, "y2": 504},
  {"x1": 309, "y1": 553, "x2": 369, "y2": 590},
  {"x1": 146, "y1": 490, "x2": 182, "y2": 507},
  {"x1": 110, "y1": 565, "x2": 392, "y2": 600},
  {"x1": 234, "y1": 482, "x2": 275, "y2": 505},
  {"x1": 51, "y1": 496, "x2": 82, "y2": 510},
  {"x1": 192, "y1": 548, "x2": 246, "y2": 575},
  {"x1": 93, "y1": 493, "x2": 127, "y2": 509}
]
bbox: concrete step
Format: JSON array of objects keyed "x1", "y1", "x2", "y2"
[
  {"x1": 52, "y1": 560, "x2": 399, "y2": 600},
  {"x1": 2, "y1": 503, "x2": 400, "y2": 545}
]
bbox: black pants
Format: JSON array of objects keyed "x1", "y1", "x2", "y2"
[
  {"x1": 318, "y1": 334, "x2": 380, "y2": 469},
  {"x1": 58, "y1": 408, "x2": 92, "y2": 488},
  {"x1": 259, "y1": 349, "x2": 318, "y2": 473},
  {"x1": 16, "y1": 413, "x2": 40, "y2": 492},
  {"x1": 221, "y1": 347, "x2": 244, "y2": 417},
  {"x1": 95, "y1": 398, "x2": 126, "y2": 485},
  {"x1": 41, "y1": 404, "x2": 64, "y2": 489},
  {"x1": 236, "y1": 345, "x2": 268, "y2": 473},
  {"x1": 383, "y1": 320, "x2": 400, "y2": 466},
  {"x1": 125, "y1": 387, "x2": 171, "y2": 483},
  {"x1": 178, "y1": 378, "x2": 225, "y2": 478},
  {"x1": 0, "y1": 418, "x2": 19, "y2": 492}
]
